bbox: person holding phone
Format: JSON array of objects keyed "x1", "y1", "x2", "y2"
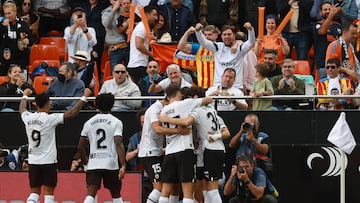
[
  {"x1": 206, "y1": 68, "x2": 248, "y2": 111},
  {"x1": 224, "y1": 155, "x2": 278, "y2": 203},
  {"x1": 64, "y1": 7, "x2": 97, "y2": 63}
]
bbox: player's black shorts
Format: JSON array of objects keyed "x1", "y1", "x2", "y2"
[
  {"x1": 86, "y1": 169, "x2": 121, "y2": 191},
  {"x1": 196, "y1": 167, "x2": 205, "y2": 180},
  {"x1": 162, "y1": 149, "x2": 196, "y2": 183},
  {"x1": 28, "y1": 163, "x2": 57, "y2": 188},
  {"x1": 204, "y1": 149, "x2": 225, "y2": 181},
  {"x1": 139, "y1": 156, "x2": 163, "y2": 182}
]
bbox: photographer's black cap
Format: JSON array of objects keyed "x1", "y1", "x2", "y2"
[{"x1": 72, "y1": 7, "x2": 85, "y2": 14}]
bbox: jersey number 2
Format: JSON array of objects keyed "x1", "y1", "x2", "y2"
[{"x1": 96, "y1": 129, "x2": 107, "y2": 149}]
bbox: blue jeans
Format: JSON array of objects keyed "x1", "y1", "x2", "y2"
[
  {"x1": 283, "y1": 32, "x2": 312, "y2": 60},
  {"x1": 109, "y1": 46, "x2": 129, "y2": 72}
]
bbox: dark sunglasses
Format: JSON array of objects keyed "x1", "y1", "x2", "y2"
[
  {"x1": 326, "y1": 65, "x2": 337, "y2": 69},
  {"x1": 114, "y1": 70, "x2": 126, "y2": 74}
]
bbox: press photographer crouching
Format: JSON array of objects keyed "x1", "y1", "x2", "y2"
[
  {"x1": 224, "y1": 155, "x2": 278, "y2": 203},
  {"x1": 229, "y1": 114, "x2": 274, "y2": 179}
]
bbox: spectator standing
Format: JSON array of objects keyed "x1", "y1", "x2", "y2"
[
  {"x1": 102, "y1": 0, "x2": 129, "y2": 71},
  {"x1": 127, "y1": 5, "x2": 158, "y2": 83},
  {"x1": 159, "y1": 0, "x2": 196, "y2": 42},
  {"x1": 34, "y1": 0, "x2": 70, "y2": 37},
  {"x1": 206, "y1": 68, "x2": 248, "y2": 111},
  {"x1": 78, "y1": 93, "x2": 126, "y2": 203},
  {"x1": 270, "y1": 59, "x2": 305, "y2": 110},
  {"x1": 177, "y1": 24, "x2": 219, "y2": 89},
  {"x1": 198, "y1": 0, "x2": 229, "y2": 31},
  {"x1": 223, "y1": 155, "x2": 278, "y2": 203},
  {"x1": 148, "y1": 64, "x2": 192, "y2": 94},
  {"x1": 276, "y1": 0, "x2": 313, "y2": 60},
  {"x1": 313, "y1": 1, "x2": 342, "y2": 79},
  {"x1": 317, "y1": 58, "x2": 355, "y2": 110},
  {"x1": 0, "y1": 65, "x2": 35, "y2": 112},
  {"x1": 84, "y1": 0, "x2": 110, "y2": 75},
  {"x1": 326, "y1": 22, "x2": 359, "y2": 81},
  {"x1": 195, "y1": 22, "x2": 256, "y2": 89},
  {"x1": 17, "y1": 0, "x2": 40, "y2": 42},
  {"x1": 19, "y1": 88, "x2": 91, "y2": 203},
  {"x1": 153, "y1": 11, "x2": 172, "y2": 42},
  {"x1": 228, "y1": 114, "x2": 274, "y2": 179},
  {"x1": 254, "y1": 15, "x2": 290, "y2": 65},
  {"x1": 0, "y1": 1, "x2": 33, "y2": 75},
  {"x1": 250, "y1": 63, "x2": 274, "y2": 111},
  {"x1": 46, "y1": 62, "x2": 85, "y2": 110},
  {"x1": 64, "y1": 7, "x2": 97, "y2": 63},
  {"x1": 99, "y1": 64, "x2": 142, "y2": 111}
]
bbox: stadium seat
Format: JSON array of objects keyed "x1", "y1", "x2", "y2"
[
  {"x1": 33, "y1": 75, "x2": 56, "y2": 94},
  {"x1": 294, "y1": 60, "x2": 311, "y2": 75},
  {"x1": 103, "y1": 61, "x2": 111, "y2": 84},
  {"x1": 46, "y1": 30, "x2": 63, "y2": 37},
  {"x1": 29, "y1": 44, "x2": 60, "y2": 74},
  {"x1": 93, "y1": 64, "x2": 100, "y2": 96},
  {"x1": 100, "y1": 49, "x2": 109, "y2": 73},
  {"x1": 32, "y1": 60, "x2": 60, "y2": 69},
  {"x1": 0, "y1": 76, "x2": 8, "y2": 84},
  {"x1": 39, "y1": 37, "x2": 67, "y2": 61}
]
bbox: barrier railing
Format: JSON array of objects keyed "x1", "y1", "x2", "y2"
[{"x1": 1, "y1": 95, "x2": 359, "y2": 110}]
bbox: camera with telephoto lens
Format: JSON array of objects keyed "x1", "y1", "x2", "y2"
[
  {"x1": 237, "y1": 165, "x2": 245, "y2": 173},
  {"x1": 0, "y1": 149, "x2": 8, "y2": 157},
  {"x1": 242, "y1": 122, "x2": 254, "y2": 132}
]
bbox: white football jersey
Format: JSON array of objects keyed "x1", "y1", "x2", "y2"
[
  {"x1": 161, "y1": 98, "x2": 202, "y2": 155},
  {"x1": 191, "y1": 106, "x2": 227, "y2": 151},
  {"x1": 21, "y1": 111, "x2": 64, "y2": 165},
  {"x1": 138, "y1": 100, "x2": 165, "y2": 157},
  {"x1": 81, "y1": 113, "x2": 123, "y2": 170}
]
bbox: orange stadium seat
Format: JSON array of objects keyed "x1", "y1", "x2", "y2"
[
  {"x1": 32, "y1": 60, "x2": 60, "y2": 69},
  {"x1": 100, "y1": 49, "x2": 109, "y2": 73},
  {"x1": 0, "y1": 76, "x2": 8, "y2": 84},
  {"x1": 46, "y1": 30, "x2": 63, "y2": 37},
  {"x1": 29, "y1": 44, "x2": 59, "y2": 74},
  {"x1": 33, "y1": 75, "x2": 56, "y2": 94},
  {"x1": 103, "y1": 61, "x2": 111, "y2": 84},
  {"x1": 93, "y1": 64, "x2": 100, "y2": 96},
  {"x1": 294, "y1": 60, "x2": 311, "y2": 75},
  {"x1": 39, "y1": 37, "x2": 67, "y2": 61}
]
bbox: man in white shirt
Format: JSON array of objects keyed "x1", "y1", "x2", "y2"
[
  {"x1": 148, "y1": 64, "x2": 192, "y2": 94},
  {"x1": 206, "y1": 68, "x2": 248, "y2": 111},
  {"x1": 64, "y1": 7, "x2": 97, "y2": 63},
  {"x1": 127, "y1": 5, "x2": 158, "y2": 83},
  {"x1": 195, "y1": 22, "x2": 256, "y2": 89},
  {"x1": 19, "y1": 88, "x2": 91, "y2": 203},
  {"x1": 78, "y1": 93, "x2": 126, "y2": 203}
]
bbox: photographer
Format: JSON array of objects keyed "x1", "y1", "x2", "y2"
[
  {"x1": 0, "y1": 148, "x2": 17, "y2": 171},
  {"x1": 229, "y1": 114, "x2": 273, "y2": 178},
  {"x1": 224, "y1": 155, "x2": 278, "y2": 203}
]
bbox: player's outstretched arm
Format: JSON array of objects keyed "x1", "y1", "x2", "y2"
[
  {"x1": 64, "y1": 88, "x2": 92, "y2": 120},
  {"x1": 19, "y1": 88, "x2": 33, "y2": 114}
]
